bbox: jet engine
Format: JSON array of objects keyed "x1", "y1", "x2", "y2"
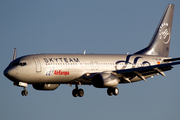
[
  {"x1": 32, "y1": 84, "x2": 60, "y2": 90},
  {"x1": 92, "y1": 73, "x2": 120, "y2": 88}
]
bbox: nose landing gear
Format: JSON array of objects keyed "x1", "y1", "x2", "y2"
[
  {"x1": 21, "y1": 87, "x2": 28, "y2": 96},
  {"x1": 14, "y1": 82, "x2": 28, "y2": 96}
]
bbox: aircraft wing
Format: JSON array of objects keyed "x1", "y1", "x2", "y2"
[
  {"x1": 114, "y1": 59, "x2": 180, "y2": 82},
  {"x1": 71, "y1": 58, "x2": 180, "y2": 84}
]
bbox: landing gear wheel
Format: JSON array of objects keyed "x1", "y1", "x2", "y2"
[
  {"x1": 21, "y1": 90, "x2": 28, "y2": 96},
  {"x1": 107, "y1": 87, "x2": 119, "y2": 96},
  {"x1": 72, "y1": 84, "x2": 84, "y2": 97},
  {"x1": 72, "y1": 89, "x2": 78, "y2": 97},
  {"x1": 107, "y1": 88, "x2": 113, "y2": 96},
  {"x1": 113, "y1": 87, "x2": 119, "y2": 96},
  {"x1": 78, "y1": 89, "x2": 84, "y2": 97},
  {"x1": 21, "y1": 90, "x2": 24, "y2": 96},
  {"x1": 72, "y1": 88, "x2": 84, "y2": 97}
]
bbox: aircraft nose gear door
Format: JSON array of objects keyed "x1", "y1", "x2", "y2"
[{"x1": 33, "y1": 57, "x2": 41, "y2": 72}]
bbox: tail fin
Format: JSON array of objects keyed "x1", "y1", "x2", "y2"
[{"x1": 134, "y1": 4, "x2": 174, "y2": 57}]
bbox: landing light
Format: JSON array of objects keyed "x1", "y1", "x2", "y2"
[{"x1": 86, "y1": 73, "x2": 90, "y2": 76}]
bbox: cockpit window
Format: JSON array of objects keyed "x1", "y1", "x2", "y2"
[
  {"x1": 19, "y1": 62, "x2": 27, "y2": 66},
  {"x1": 12, "y1": 62, "x2": 19, "y2": 66},
  {"x1": 11, "y1": 62, "x2": 27, "y2": 66}
]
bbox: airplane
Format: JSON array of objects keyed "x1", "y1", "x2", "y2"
[{"x1": 3, "y1": 4, "x2": 180, "y2": 97}]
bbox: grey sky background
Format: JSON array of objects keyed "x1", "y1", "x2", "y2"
[{"x1": 1, "y1": 0, "x2": 180, "y2": 120}]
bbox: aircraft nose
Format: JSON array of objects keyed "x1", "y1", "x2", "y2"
[
  {"x1": 4, "y1": 67, "x2": 17, "y2": 80},
  {"x1": 4, "y1": 67, "x2": 11, "y2": 78}
]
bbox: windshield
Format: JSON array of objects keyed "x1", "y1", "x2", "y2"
[{"x1": 11, "y1": 62, "x2": 27, "y2": 66}]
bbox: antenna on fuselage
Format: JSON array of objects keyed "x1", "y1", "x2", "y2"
[
  {"x1": 84, "y1": 50, "x2": 86, "y2": 54},
  {"x1": 12, "y1": 48, "x2": 17, "y2": 61}
]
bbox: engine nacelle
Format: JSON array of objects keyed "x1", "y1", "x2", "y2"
[
  {"x1": 32, "y1": 84, "x2": 60, "y2": 91},
  {"x1": 92, "y1": 73, "x2": 120, "y2": 88}
]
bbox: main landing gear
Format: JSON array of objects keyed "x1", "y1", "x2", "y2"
[
  {"x1": 72, "y1": 84, "x2": 84, "y2": 97},
  {"x1": 107, "y1": 87, "x2": 119, "y2": 96},
  {"x1": 72, "y1": 85, "x2": 119, "y2": 97}
]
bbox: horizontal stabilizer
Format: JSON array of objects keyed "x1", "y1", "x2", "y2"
[{"x1": 163, "y1": 57, "x2": 180, "y2": 62}]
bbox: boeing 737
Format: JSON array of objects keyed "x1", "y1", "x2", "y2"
[{"x1": 3, "y1": 4, "x2": 180, "y2": 97}]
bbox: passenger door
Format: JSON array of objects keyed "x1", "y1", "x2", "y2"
[{"x1": 33, "y1": 57, "x2": 41, "y2": 72}]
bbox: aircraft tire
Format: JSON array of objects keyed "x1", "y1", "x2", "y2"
[
  {"x1": 113, "y1": 87, "x2": 119, "y2": 96},
  {"x1": 78, "y1": 89, "x2": 84, "y2": 97},
  {"x1": 107, "y1": 88, "x2": 113, "y2": 96},
  {"x1": 21, "y1": 90, "x2": 28, "y2": 96},
  {"x1": 72, "y1": 89, "x2": 78, "y2": 97},
  {"x1": 21, "y1": 90, "x2": 24, "y2": 96}
]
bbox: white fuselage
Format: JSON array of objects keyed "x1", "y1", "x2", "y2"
[{"x1": 4, "y1": 54, "x2": 169, "y2": 84}]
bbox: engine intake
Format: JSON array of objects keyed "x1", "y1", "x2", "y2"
[
  {"x1": 32, "y1": 84, "x2": 60, "y2": 91},
  {"x1": 92, "y1": 73, "x2": 119, "y2": 88}
]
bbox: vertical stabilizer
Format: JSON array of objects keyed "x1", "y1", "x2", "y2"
[{"x1": 134, "y1": 4, "x2": 174, "y2": 57}]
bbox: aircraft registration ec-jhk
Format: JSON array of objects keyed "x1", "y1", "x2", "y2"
[{"x1": 3, "y1": 4, "x2": 180, "y2": 97}]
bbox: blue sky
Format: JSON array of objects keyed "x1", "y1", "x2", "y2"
[{"x1": 1, "y1": 0, "x2": 180, "y2": 120}]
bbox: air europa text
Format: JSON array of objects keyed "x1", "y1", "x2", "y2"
[{"x1": 54, "y1": 70, "x2": 69, "y2": 76}]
